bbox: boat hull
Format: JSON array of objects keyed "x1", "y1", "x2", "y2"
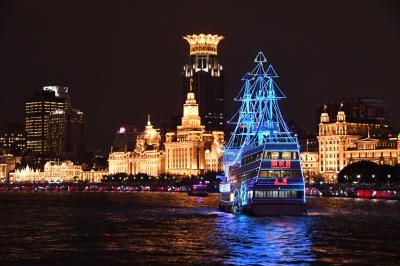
[
  {"x1": 188, "y1": 191, "x2": 209, "y2": 197},
  {"x1": 219, "y1": 200, "x2": 306, "y2": 216},
  {"x1": 245, "y1": 202, "x2": 306, "y2": 216}
]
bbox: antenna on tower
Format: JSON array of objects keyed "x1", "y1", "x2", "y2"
[
  {"x1": 189, "y1": 78, "x2": 194, "y2": 92},
  {"x1": 147, "y1": 114, "x2": 151, "y2": 126}
]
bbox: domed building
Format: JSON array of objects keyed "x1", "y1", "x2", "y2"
[
  {"x1": 132, "y1": 115, "x2": 164, "y2": 176},
  {"x1": 108, "y1": 115, "x2": 165, "y2": 177},
  {"x1": 135, "y1": 115, "x2": 161, "y2": 153}
]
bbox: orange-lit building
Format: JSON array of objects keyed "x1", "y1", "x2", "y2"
[
  {"x1": 182, "y1": 34, "x2": 225, "y2": 131},
  {"x1": 108, "y1": 116, "x2": 165, "y2": 177},
  {"x1": 164, "y1": 83, "x2": 224, "y2": 176},
  {"x1": 317, "y1": 105, "x2": 397, "y2": 183}
]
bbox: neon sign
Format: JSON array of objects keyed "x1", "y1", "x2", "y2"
[{"x1": 271, "y1": 160, "x2": 291, "y2": 168}]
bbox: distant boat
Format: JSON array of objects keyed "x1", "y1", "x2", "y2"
[
  {"x1": 219, "y1": 52, "x2": 306, "y2": 216},
  {"x1": 188, "y1": 184, "x2": 209, "y2": 197}
]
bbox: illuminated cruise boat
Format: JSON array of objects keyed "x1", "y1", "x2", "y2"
[{"x1": 219, "y1": 52, "x2": 306, "y2": 216}]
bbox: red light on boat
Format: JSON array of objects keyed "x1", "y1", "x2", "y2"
[{"x1": 274, "y1": 178, "x2": 287, "y2": 185}]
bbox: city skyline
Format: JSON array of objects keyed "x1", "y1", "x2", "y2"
[
  {"x1": 1, "y1": 0, "x2": 399, "y2": 148},
  {"x1": 1, "y1": 2, "x2": 400, "y2": 264}
]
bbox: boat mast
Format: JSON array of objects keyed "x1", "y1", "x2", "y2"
[{"x1": 224, "y1": 52, "x2": 296, "y2": 176}]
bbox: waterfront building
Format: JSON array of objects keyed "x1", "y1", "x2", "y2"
[
  {"x1": 164, "y1": 82, "x2": 224, "y2": 176},
  {"x1": 299, "y1": 136, "x2": 320, "y2": 183},
  {"x1": 205, "y1": 131, "x2": 225, "y2": 172},
  {"x1": 10, "y1": 165, "x2": 43, "y2": 183},
  {"x1": 43, "y1": 160, "x2": 82, "y2": 183},
  {"x1": 132, "y1": 116, "x2": 165, "y2": 176},
  {"x1": 0, "y1": 155, "x2": 21, "y2": 183},
  {"x1": 317, "y1": 105, "x2": 392, "y2": 182},
  {"x1": 25, "y1": 87, "x2": 68, "y2": 153},
  {"x1": 182, "y1": 34, "x2": 225, "y2": 131},
  {"x1": 0, "y1": 122, "x2": 26, "y2": 154},
  {"x1": 300, "y1": 151, "x2": 319, "y2": 183},
  {"x1": 108, "y1": 116, "x2": 165, "y2": 177},
  {"x1": 344, "y1": 136, "x2": 399, "y2": 166},
  {"x1": 47, "y1": 108, "x2": 85, "y2": 158},
  {"x1": 10, "y1": 160, "x2": 106, "y2": 183},
  {"x1": 80, "y1": 169, "x2": 108, "y2": 183},
  {"x1": 108, "y1": 151, "x2": 133, "y2": 175}
]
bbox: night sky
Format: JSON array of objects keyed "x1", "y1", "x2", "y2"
[{"x1": 1, "y1": 0, "x2": 399, "y2": 149}]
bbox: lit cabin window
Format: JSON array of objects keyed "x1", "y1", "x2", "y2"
[{"x1": 271, "y1": 152, "x2": 279, "y2": 159}]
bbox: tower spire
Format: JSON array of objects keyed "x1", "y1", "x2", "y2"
[
  {"x1": 147, "y1": 114, "x2": 151, "y2": 126},
  {"x1": 189, "y1": 78, "x2": 193, "y2": 92}
]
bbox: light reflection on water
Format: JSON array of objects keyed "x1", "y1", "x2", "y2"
[
  {"x1": 0, "y1": 192, "x2": 399, "y2": 265},
  {"x1": 214, "y1": 213, "x2": 314, "y2": 265}
]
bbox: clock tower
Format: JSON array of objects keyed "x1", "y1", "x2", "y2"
[{"x1": 181, "y1": 79, "x2": 202, "y2": 130}]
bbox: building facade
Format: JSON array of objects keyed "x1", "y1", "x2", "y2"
[
  {"x1": 47, "y1": 108, "x2": 85, "y2": 158},
  {"x1": 108, "y1": 116, "x2": 165, "y2": 177},
  {"x1": 25, "y1": 88, "x2": 68, "y2": 153},
  {"x1": 10, "y1": 165, "x2": 42, "y2": 183},
  {"x1": 182, "y1": 34, "x2": 225, "y2": 131},
  {"x1": 0, "y1": 155, "x2": 21, "y2": 183},
  {"x1": 164, "y1": 86, "x2": 224, "y2": 176},
  {"x1": 108, "y1": 90, "x2": 225, "y2": 177},
  {"x1": 108, "y1": 152, "x2": 133, "y2": 175},
  {"x1": 345, "y1": 137, "x2": 399, "y2": 166},
  {"x1": 10, "y1": 160, "x2": 106, "y2": 183},
  {"x1": 300, "y1": 151, "x2": 319, "y2": 183},
  {"x1": 317, "y1": 107, "x2": 392, "y2": 182}
]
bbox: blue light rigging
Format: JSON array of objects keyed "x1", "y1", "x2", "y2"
[{"x1": 223, "y1": 52, "x2": 296, "y2": 175}]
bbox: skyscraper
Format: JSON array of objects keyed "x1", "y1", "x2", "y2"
[
  {"x1": 182, "y1": 34, "x2": 225, "y2": 131},
  {"x1": 25, "y1": 88, "x2": 68, "y2": 153},
  {"x1": 47, "y1": 108, "x2": 85, "y2": 158}
]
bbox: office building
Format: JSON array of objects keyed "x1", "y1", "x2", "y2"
[
  {"x1": 0, "y1": 122, "x2": 26, "y2": 154},
  {"x1": 47, "y1": 108, "x2": 85, "y2": 158},
  {"x1": 182, "y1": 34, "x2": 225, "y2": 131},
  {"x1": 25, "y1": 88, "x2": 68, "y2": 153}
]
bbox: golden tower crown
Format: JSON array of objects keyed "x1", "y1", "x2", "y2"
[{"x1": 183, "y1": 34, "x2": 224, "y2": 55}]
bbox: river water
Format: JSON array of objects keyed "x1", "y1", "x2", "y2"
[{"x1": 0, "y1": 192, "x2": 399, "y2": 265}]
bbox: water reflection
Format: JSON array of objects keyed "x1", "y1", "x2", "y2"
[
  {"x1": 215, "y1": 213, "x2": 314, "y2": 265},
  {"x1": 0, "y1": 192, "x2": 399, "y2": 265}
]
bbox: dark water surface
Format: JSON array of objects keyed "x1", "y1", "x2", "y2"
[{"x1": 0, "y1": 192, "x2": 399, "y2": 265}]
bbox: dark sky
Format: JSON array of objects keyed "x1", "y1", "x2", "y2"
[{"x1": 1, "y1": 0, "x2": 399, "y2": 148}]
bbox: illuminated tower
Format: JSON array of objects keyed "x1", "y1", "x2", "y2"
[
  {"x1": 25, "y1": 88, "x2": 68, "y2": 153},
  {"x1": 182, "y1": 34, "x2": 225, "y2": 131},
  {"x1": 47, "y1": 108, "x2": 85, "y2": 158},
  {"x1": 179, "y1": 80, "x2": 203, "y2": 132}
]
